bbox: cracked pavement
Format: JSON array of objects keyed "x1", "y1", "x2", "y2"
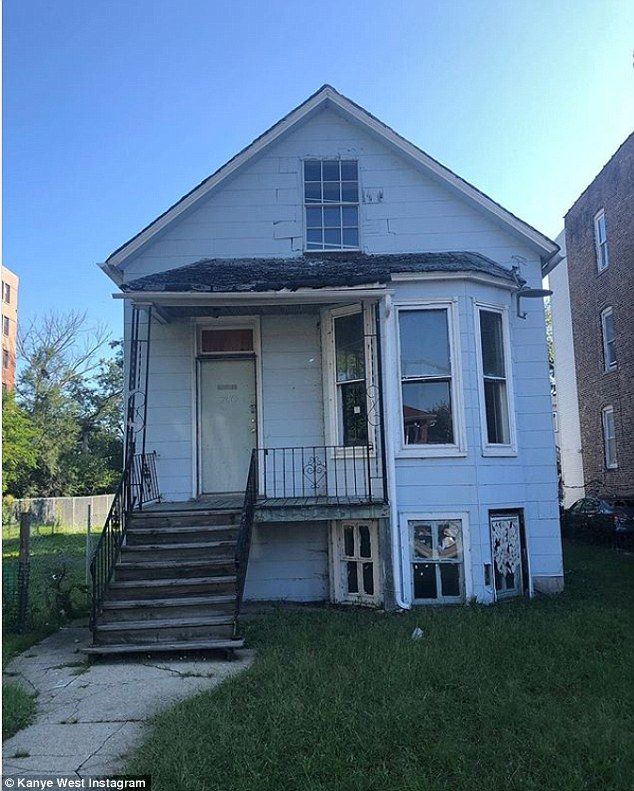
[{"x1": 3, "y1": 625, "x2": 254, "y2": 778}]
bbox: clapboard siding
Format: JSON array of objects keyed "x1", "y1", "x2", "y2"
[{"x1": 122, "y1": 107, "x2": 536, "y2": 280}]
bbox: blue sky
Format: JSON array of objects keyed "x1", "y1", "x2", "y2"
[{"x1": 4, "y1": 0, "x2": 633, "y2": 340}]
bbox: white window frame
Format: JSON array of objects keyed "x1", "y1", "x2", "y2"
[
  {"x1": 594, "y1": 209, "x2": 609, "y2": 272},
  {"x1": 473, "y1": 302, "x2": 517, "y2": 457},
  {"x1": 394, "y1": 299, "x2": 466, "y2": 458},
  {"x1": 601, "y1": 405, "x2": 617, "y2": 469},
  {"x1": 2, "y1": 316, "x2": 9, "y2": 337},
  {"x1": 302, "y1": 158, "x2": 361, "y2": 252},
  {"x1": 600, "y1": 306, "x2": 616, "y2": 372},
  {"x1": 399, "y1": 511, "x2": 473, "y2": 604},
  {"x1": 321, "y1": 303, "x2": 376, "y2": 455},
  {"x1": 329, "y1": 520, "x2": 381, "y2": 605}
]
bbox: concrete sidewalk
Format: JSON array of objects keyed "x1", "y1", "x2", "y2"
[{"x1": 3, "y1": 625, "x2": 253, "y2": 778}]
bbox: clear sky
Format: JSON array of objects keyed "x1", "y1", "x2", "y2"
[{"x1": 4, "y1": 0, "x2": 633, "y2": 339}]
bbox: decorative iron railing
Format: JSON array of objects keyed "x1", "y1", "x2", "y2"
[
  {"x1": 89, "y1": 452, "x2": 160, "y2": 630},
  {"x1": 233, "y1": 449, "x2": 258, "y2": 637},
  {"x1": 257, "y1": 444, "x2": 383, "y2": 503}
]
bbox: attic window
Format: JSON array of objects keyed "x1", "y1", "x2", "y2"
[{"x1": 304, "y1": 160, "x2": 359, "y2": 251}]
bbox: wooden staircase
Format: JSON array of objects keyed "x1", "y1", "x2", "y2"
[{"x1": 85, "y1": 506, "x2": 245, "y2": 656}]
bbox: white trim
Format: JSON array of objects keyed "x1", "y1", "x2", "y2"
[
  {"x1": 103, "y1": 85, "x2": 558, "y2": 272},
  {"x1": 473, "y1": 301, "x2": 518, "y2": 456},
  {"x1": 114, "y1": 286, "x2": 389, "y2": 304},
  {"x1": 393, "y1": 298, "x2": 467, "y2": 458},
  {"x1": 601, "y1": 405, "x2": 617, "y2": 469},
  {"x1": 194, "y1": 315, "x2": 263, "y2": 495},
  {"x1": 600, "y1": 306, "x2": 616, "y2": 372},
  {"x1": 594, "y1": 209, "x2": 609, "y2": 273},
  {"x1": 391, "y1": 271, "x2": 518, "y2": 291},
  {"x1": 399, "y1": 511, "x2": 473, "y2": 604}
]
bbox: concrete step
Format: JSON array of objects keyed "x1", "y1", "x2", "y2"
[
  {"x1": 107, "y1": 575, "x2": 237, "y2": 599},
  {"x1": 126, "y1": 525, "x2": 238, "y2": 545},
  {"x1": 100, "y1": 594, "x2": 235, "y2": 623},
  {"x1": 115, "y1": 557, "x2": 235, "y2": 582},
  {"x1": 84, "y1": 637, "x2": 244, "y2": 656},
  {"x1": 120, "y1": 540, "x2": 236, "y2": 562},
  {"x1": 129, "y1": 509, "x2": 241, "y2": 528},
  {"x1": 94, "y1": 615, "x2": 234, "y2": 644}
]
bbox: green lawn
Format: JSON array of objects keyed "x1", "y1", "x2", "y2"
[
  {"x1": 128, "y1": 541, "x2": 633, "y2": 790},
  {"x1": 2, "y1": 683, "x2": 36, "y2": 741}
]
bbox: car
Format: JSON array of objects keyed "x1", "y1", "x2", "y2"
[{"x1": 563, "y1": 497, "x2": 634, "y2": 549}]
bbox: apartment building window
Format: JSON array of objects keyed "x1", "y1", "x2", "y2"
[
  {"x1": 475, "y1": 305, "x2": 516, "y2": 453},
  {"x1": 601, "y1": 406, "x2": 617, "y2": 469},
  {"x1": 2, "y1": 349, "x2": 8, "y2": 369},
  {"x1": 2, "y1": 281, "x2": 10, "y2": 303},
  {"x1": 600, "y1": 307, "x2": 616, "y2": 371},
  {"x1": 397, "y1": 305, "x2": 463, "y2": 450},
  {"x1": 2, "y1": 316, "x2": 9, "y2": 337},
  {"x1": 304, "y1": 159, "x2": 359, "y2": 251},
  {"x1": 594, "y1": 210, "x2": 609, "y2": 272}
]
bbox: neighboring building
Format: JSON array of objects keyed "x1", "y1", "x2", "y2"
[
  {"x1": 549, "y1": 231, "x2": 585, "y2": 507},
  {"x1": 91, "y1": 86, "x2": 563, "y2": 655},
  {"x1": 1, "y1": 266, "x2": 19, "y2": 390},
  {"x1": 564, "y1": 133, "x2": 633, "y2": 500}
]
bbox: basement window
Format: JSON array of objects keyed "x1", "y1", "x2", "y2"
[
  {"x1": 304, "y1": 159, "x2": 359, "y2": 251},
  {"x1": 409, "y1": 519, "x2": 465, "y2": 603}
]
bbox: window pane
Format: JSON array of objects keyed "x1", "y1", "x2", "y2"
[
  {"x1": 323, "y1": 181, "x2": 340, "y2": 202},
  {"x1": 411, "y1": 522, "x2": 433, "y2": 559},
  {"x1": 341, "y1": 160, "x2": 358, "y2": 180},
  {"x1": 362, "y1": 562, "x2": 374, "y2": 595},
  {"x1": 341, "y1": 182, "x2": 359, "y2": 202},
  {"x1": 413, "y1": 563, "x2": 437, "y2": 599},
  {"x1": 335, "y1": 312, "x2": 365, "y2": 382},
  {"x1": 324, "y1": 228, "x2": 342, "y2": 248},
  {"x1": 344, "y1": 525, "x2": 355, "y2": 557},
  {"x1": 359, "y1": 525, "x2": 371, "y2": 558},
  {"x1": 200, "y1": 329, "x2": 253, "y2": 353},
  {"x1": 399, "y1": 310, "x2": 450, "y2": 378},
  {"x1": 347, "y1": 562, "x2": 359, "y2": 594},
  {"x1": 306, "y1": 228, "x2": 322, "y2": 246},
  {"x1": 596, "y1": 213, "x2": 606, "y2": 243},
  {"x1": 339, "y1": 381, "x2": 368, "y2": 445},
  {"x1": 484, "y1": 380, "x2": 510, "y2": 444},
  {"x1": 323, "y1": 206, "x2": 341, "y2": 228},
  {"x1": 342, "y1": 228, "x2": 359, "y2": 248},
  {"x1": 305, "y1": 182, "x2": 322, "y2": 202},
  {"x1": 440, "y1": 564, "x2": 461, "y2": 597},
  {"x1": 402, "y1": 381, "x2": 453, "y2": 444},
  {"x1": 306, "y1": 207, "x2": 322, "y2": 228},
  {"x1": 342, "y1": 206, "x2": 358, "y2": 226},
  {"x1": 437, "y1": 522, "x2": 462, "y2": 559},
  {"x1": 322, "y1": 160, "x2": 340, "y2": 181},
  {"x1": 480, "y1": 311, "x2": 505, "y2": 378},
  {"x1": 304, "y1": 160, "x2": 321, "y2": 181}
]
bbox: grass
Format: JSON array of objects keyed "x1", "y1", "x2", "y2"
[
  {"x1": 2, "y1": 684, "x2": 36, "y2": 741},
  {"x1": 128, "y1": 541, "x2": 634, "y2": 790}
]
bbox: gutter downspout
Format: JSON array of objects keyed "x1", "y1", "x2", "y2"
[{"x1": 380, "y1": 294, "x2": 409, "y2": 611}]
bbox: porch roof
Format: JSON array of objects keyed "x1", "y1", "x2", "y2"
[{"x1": 120, "y1": 251, "x2": 518, "y2": 294}]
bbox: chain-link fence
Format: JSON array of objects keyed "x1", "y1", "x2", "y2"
[{"x1": 4, "y1": 494, "x2": 114, "y2": 531}]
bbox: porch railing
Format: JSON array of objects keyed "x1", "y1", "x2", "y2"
[
  {"x1": 234, "y1": 449, "x2": 258, "y2": 637},
  {"x1": 258, "y1": 444, "x2": 381, "y2": 503},
  {"x1": 89, "y1": 452, "x2": 160, "y2": 631}
]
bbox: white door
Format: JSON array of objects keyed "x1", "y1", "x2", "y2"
[
  {"x1": 331, "y1": 520, "x2": 381, "y2": 605},
  {"x1": 199, "y1": 358, "x2": 257, "y2": 493}
]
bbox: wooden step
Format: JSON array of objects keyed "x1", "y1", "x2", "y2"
[
  {"x1": 126, "y1": 525, "x2": 238, "y2": 545},
  {"x1": 84, "y1": 637, "x2": 244, "y2": 655},
  {"x1": 94, "y1": 614, "x2": 234, "y2": 644},
  {"x1": 115, "y1": 558, "x2": 235, "y2": 581},
  {"x1": 96, "y1": 615, "x2": 233, "y2": 632},
  {"x1": 121, "y1": 540, "x2": 236, "y2": 562},
  {"x1": 129, "y1": 509, "x2": 240, "y2": 528},
  {"x1": 100, "y1": 594, "x2": 235, "y2": 623},
  {"x1": 104, "y1": 594, "x2": 234, "y2": 610},
  {"x1": 107, "y1": 575, "x2": 237, "y2": 599}
]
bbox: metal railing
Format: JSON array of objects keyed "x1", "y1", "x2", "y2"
[
  {"x1": 258, "y1": 444, "x2": 381, "y2": 503},
  {"x1": 233, "y1": 449, "x2": 258, "y2": 637},
  {"x1": 89, "y1": 452, "x2": 160, "y2": 631}
]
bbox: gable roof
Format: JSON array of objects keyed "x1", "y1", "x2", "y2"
[
  {"x1": 103, "y1": 84, "x2": 559, "y2": 275},
  {"x1": 120, "y1": 251, "x2": 519, "y2": 294}
]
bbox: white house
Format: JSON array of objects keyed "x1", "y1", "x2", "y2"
[
  {"x1": 548, "y1": 231, "x2": 585, "y2": 507},
  {"x1": 91, "y1": 86, "x2": 563, "y2": 655}
]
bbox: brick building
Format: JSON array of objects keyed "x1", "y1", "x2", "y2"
[
  {"x1": 564, "y1": 133, "x2": 633, "y2": 499},
  {"x1": 1, "y1": 266, "x2": 19, "y2": 390}
]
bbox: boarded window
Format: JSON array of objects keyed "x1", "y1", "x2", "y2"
[{"x1": 200, "y1": 328, "x2": 253, "y2": 354}]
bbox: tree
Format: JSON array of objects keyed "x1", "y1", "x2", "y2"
[{"x1": 2, "y1": 392, "x2": 38, "y2": 495}]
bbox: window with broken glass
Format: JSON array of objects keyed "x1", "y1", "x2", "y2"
[
  {"x1": 340, "y1": 521, "x2": 377, "y2": 601},
  {"x1": 304, "y1": 159, "x2": 359, "y2": 250},
  {"x1": 334, "y1": 310, "x2": 368, "y2": 446},
  {"x1": 410, "y1": 519, "x2": 465, "y2": 603}
]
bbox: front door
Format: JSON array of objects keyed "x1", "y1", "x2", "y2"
[
  {"x1": 489, "y1": 512, "x2": 526, "y2": 599},
  {"x1": 199, "y1": 358, "x2": 256, "y2": 493}
]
